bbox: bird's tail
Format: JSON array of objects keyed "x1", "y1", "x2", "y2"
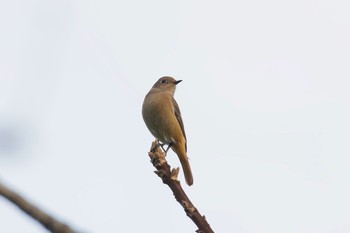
[{"x1": 172, "y1": 146, "x2": 193, "y2": 186}]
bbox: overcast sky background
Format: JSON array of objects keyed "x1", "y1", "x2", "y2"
[{"x1": 1, "y1": 1, "x2": 350, "y2": 233}]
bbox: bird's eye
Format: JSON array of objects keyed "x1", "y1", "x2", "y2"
[{"x1": 161, "y1": 79, "x2": 167, "y2": 83}]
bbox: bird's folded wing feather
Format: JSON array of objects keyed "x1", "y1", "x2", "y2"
[{"x1": 172, "y1": 98, "x2": 187, "y2": 151}]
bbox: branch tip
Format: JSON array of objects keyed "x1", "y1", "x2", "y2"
[{"x1": 147, "y1": 140, "x2": 214, "y2": 233}]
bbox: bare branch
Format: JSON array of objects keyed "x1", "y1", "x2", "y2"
[
  {"x1": 148, "y1": 141, "x2": 215, "y2": 233},
  {"x1": 0, "y1": 180, "x2": 79, "y2": 233}
]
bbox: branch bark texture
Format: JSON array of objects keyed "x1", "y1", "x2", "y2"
[
  {"x1": 148, "y1": 141, "x2": 215, "y2": 233},
  {"x1": 0, "y1": 180, "x2": 78, "y2": 233}
]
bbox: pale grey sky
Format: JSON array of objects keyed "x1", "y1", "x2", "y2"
[{"x1": 1, "y1": 1, "x2": 350, "y2": 233}]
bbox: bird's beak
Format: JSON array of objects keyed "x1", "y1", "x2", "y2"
[{"x1": 174, "y1": 80, "x2": 182, "y2": 85}]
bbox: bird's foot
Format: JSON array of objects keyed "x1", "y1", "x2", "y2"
[{"x1": 158, "y1": 141, "x2": 172, "y2": 157}]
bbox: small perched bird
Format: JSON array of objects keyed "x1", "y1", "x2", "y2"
[{"x1": 142, "y1": 76, "x2": 193, "y2": 186}]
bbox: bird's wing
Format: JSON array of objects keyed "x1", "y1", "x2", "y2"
[{"x1": 172, "y1": 98, "x2": 187, "y2": 151}]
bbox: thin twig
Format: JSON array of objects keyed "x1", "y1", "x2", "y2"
[
  {"x1": 0, "y1": 180, "x2": 79, "y2": 233},
  {"x1": 148, "y1": 141, "x2": 215, "y2": 233}
]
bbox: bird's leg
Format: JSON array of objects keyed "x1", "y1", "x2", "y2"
[
  {"x1": 163, "y1": 142, "x2": 173, "y2": 156},
  {"x1": 157, "y1": 141, "x2": 172, "y2": 157},
  {"x1": 153, "y1": 139, "x2": 167, "y2": 152}
]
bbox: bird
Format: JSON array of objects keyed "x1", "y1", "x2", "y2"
[{"x1": 142, "y1": 76, "x2": 193, "y2": 186}]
